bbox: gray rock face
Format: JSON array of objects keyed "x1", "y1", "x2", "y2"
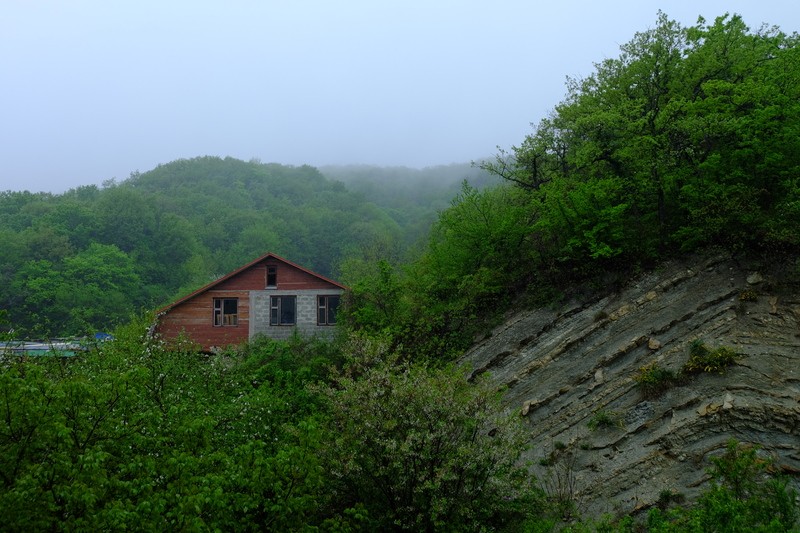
[{"x1": 459, "y1": 253, "x2": 800, "y2": 518}]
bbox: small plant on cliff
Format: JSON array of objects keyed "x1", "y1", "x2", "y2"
[
  {"x1": 739, "y1": 288, "x2": 759, "y2": 302},
  {"x1": 587, "y1": 409, "x2": 624, "y2": 431},
  {"x1": 647, "y1": 440, "x2": 798, "y2": 531},
  {"x1": 656, "y1": 488, "x2": 686, "y2": 510},
  {"x1": 634, "y1": 362, "x2": 678, "y2": 398},
  {"x1": 541, "y1": 444, "x2": 580, "y2": 521},
  {"x1": 682, "y1": 340, "x2": 739, "y2": 374}
]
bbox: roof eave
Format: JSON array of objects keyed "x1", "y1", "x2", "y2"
[{"x1": 155, "y1": 252, "x2": 348, "y2": 315}]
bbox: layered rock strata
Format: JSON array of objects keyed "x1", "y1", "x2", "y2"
[{"x1": 460, "y1": 254, "x2": 800, "y2": 517}]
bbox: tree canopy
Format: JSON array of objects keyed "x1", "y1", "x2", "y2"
[
  {"x1": 345, "y1": 13, "x2": 800, "y2": 360},
  {"x1": 1, "y1": 11, "x2": 799, "y2": 532},
  {"x1": 1, "y1": 158, "x2": 494, "y2": 338},
  {"x1": 486, "y1": 12, "x2": 799, "y2": 261}
]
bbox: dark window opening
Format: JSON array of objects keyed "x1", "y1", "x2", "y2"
[
  {"x1": 266, "y1": 266, "x2": 277, "y2": 288},
  {"x1": 318, "y1": 295, "x2": 340, "y2": 325},
  {"x1": 270, "y1": 295, "x2": 296, "y2": 325},
  {"x1": 213, "y1": 298, "x2": 238, "y2": 326}
]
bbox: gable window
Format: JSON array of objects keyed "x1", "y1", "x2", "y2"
[
  {"x1": 266, "y1": 266, "x2": 277, "y2": 288},
  {"x1": 270, "y1": 295, "x2": 296, "y2": 325},
  {"x1": 213, "y1": 298, "x2": 238, "y2": 326},
  {"x1": 318, "y1": 295, "x2": 340, "y2": 325}
]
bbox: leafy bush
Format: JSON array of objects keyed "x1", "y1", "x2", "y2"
[
  {"x1": 587, "y1": 409, "x2": 624, "y2": 431},
  {"x1": 635, "y1": 362, "x2": 679, "y2": 398},
  {"x1": 647, "y1": 440, "x2": 799, "y2": 532},
  {"x1": 318, "y1": 337, "x2": 543, "y2": 531},
  {"x1": 682, "y1": 341, "x2": 739, "y2": 374},
  {"x1": 656, "y1": 489, "x2": 686, "y2": 510},
  {"x1": 0, "y1": 319, "x2": 334, "y2": 531}
]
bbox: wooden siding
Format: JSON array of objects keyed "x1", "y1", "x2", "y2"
[
  {"x1": 156, "y1": 290, "x2": 250, "y2": 350},
  {"x1": 155, "y1": 253, "x2": 346, "y2": 351},
  {"x1": 262, "y1": 259, "x2": 337, "y2": 290},
  {"x1": 213, "y1": 260, "x2": 337, "y2": 292}
]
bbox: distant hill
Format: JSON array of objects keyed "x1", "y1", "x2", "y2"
[
  {"x1": 0, "y1": 156, "x2": 486, "y2": 338},
  {"x1": 319, "y1": 163, "x2": 500, "y2": 240}
]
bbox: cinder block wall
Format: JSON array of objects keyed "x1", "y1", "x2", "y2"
[{"x1": 250, "y1": 289, "x2": 342, "y2": 340}]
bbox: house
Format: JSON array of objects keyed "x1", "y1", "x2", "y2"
[{"x1": 154, "y1": 252, "x2": 346, "y2": 351}]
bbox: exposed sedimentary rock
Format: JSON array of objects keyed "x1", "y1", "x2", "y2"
[{"x1": 460, "y1": 253, "x2": 800, "y2": 518}]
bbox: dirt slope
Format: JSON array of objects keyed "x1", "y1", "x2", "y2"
[{"x1": 459, "y1": 253, "x2": 800, "y2": 518}]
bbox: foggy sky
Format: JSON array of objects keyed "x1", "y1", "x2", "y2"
[{"x1": 2, "y1": 1, "x2": 798, "y2": 193}]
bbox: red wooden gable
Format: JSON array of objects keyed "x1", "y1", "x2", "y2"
[{"x1": 157, "y1": 252, "x2": 346, "y2": 315}]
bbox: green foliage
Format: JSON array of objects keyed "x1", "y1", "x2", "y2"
[
  {"x1": 339, "y1": 259, "x2": 405, "y2": 334},
  {"x1": 0, "y1": 309, "x2": 10, "y2": 341},
  {"x1": 0, "y1": 318, "x2": 337, "y2": 531},
  {"x1": 349, "y1": 11, "x2": 800, "y2": 363},
  {"x1": 587, "y1": 409, "x2": 624, "y2": 431},
  {"x1": 318, "y1": 335, "x2": 543, "y2": 531},
  {"x1": 476, "y1": 11, "x2": 800, "y2": 295},
  {"x1": 647, "y1": 440, "x2": 798, "y2": 532},
  {"x1": 339, "y1": 182, "x2": 538, "y2": 361},
  {"x1": 320, "y1": 162, "x2": 500, "y2": 248},
  {"x1": 682, "y1": 341, "x2": 739, "y2": 375},
  {"x1": 635, "y1": 362, "x2": 679, "y2": 398},
  {"x1": 656, "y1": 489, "x2": 686, "y2": 511},
  {"x1": 2, "y1": 157, "x2": 454, "y2": 338},
  {"x1": 0, "y1": 323, "x2": 548, "y2": 530},
  {"x1": 9, "y1": 243, "x2": 142, "y2": 336}
]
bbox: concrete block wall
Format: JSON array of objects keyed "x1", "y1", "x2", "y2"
[{"x1": 249, "y1": 289, "x2": 342, "y2": 340}]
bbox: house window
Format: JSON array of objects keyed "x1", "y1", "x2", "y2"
[
  {"x1": 213, "y1": 298, "x2": 238, "y2": 326},
  {"x1": 318, "y1": 295, "x2": 340, "y2": 325},
  {"x1": 266, "y1": 266, "x2": 277, "y2": 288},
  {"x1": 270, "y1": 295, "x2": 296, "y2": 325}
]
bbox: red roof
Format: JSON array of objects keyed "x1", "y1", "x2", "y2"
[{"x1": 156, "y1": 252, "x2": 347, "y2": 314}]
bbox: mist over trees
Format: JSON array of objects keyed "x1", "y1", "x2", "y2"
[
  {"x1": 0, "y1": 158, "x2": 494, "y2": 338},
  {"x1": 1, "y1": 11, "x2": 799, "y2": 531},
  {"x1": 346, "y1": 12, "x2": 800, "y2": 360}
]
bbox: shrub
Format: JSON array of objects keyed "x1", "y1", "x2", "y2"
[
  {"x1": 319, "y1": 343, "x2": 543, "y2": 531},
  {"x1": 634, "y1": 362, "x2": 678, "y2": 398},
  {"x1": 656, "y1": 489, "x2": 685, "y2": 510},
  {"x1": 739, "y1": 288, "x2": 758, "y2": 302},
  {"x1": 682, "y1": 341, "x2": 739, "y2": 374},
  {"x1": 587, "y1": 409, "x2": 624, "y2": 431},
  {"x1": 647, "y1": 440, "x2": 799, "y2": 531},
  {"x1": 539, "y1": 443, "x2": 580, "y2": 522}
]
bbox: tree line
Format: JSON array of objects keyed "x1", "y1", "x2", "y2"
[
  {"x1": 0, "y1": 158, "x2": 492, "y2": 338},
  {"x1": 1, "y1": 11, "x2": 799, "y2": 531},
  {"x1": 347, "y1": 12, "x2": 800, "y2": 360}
]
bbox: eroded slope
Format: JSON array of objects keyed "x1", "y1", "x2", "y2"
[{"x1": 460, "y1": 254, "x2": 800, "y2": 517}]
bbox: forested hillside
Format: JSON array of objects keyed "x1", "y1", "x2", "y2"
[
  {"x1": 1, "y1": 11, "x2": 799, "y2": 532},
  {"x1": 320, "y1": 162, "x2": 499, "y2": 233},
  {"x1": 0, "y1": 157, "x2": 493, "y2": 338},
  {"x1": 347, "y1": 12, "x2": 800, "y2": 360}
]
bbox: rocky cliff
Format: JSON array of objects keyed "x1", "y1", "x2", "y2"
[{"x1": 459, "y1": 253, "x2": 800, "y2": 518}]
